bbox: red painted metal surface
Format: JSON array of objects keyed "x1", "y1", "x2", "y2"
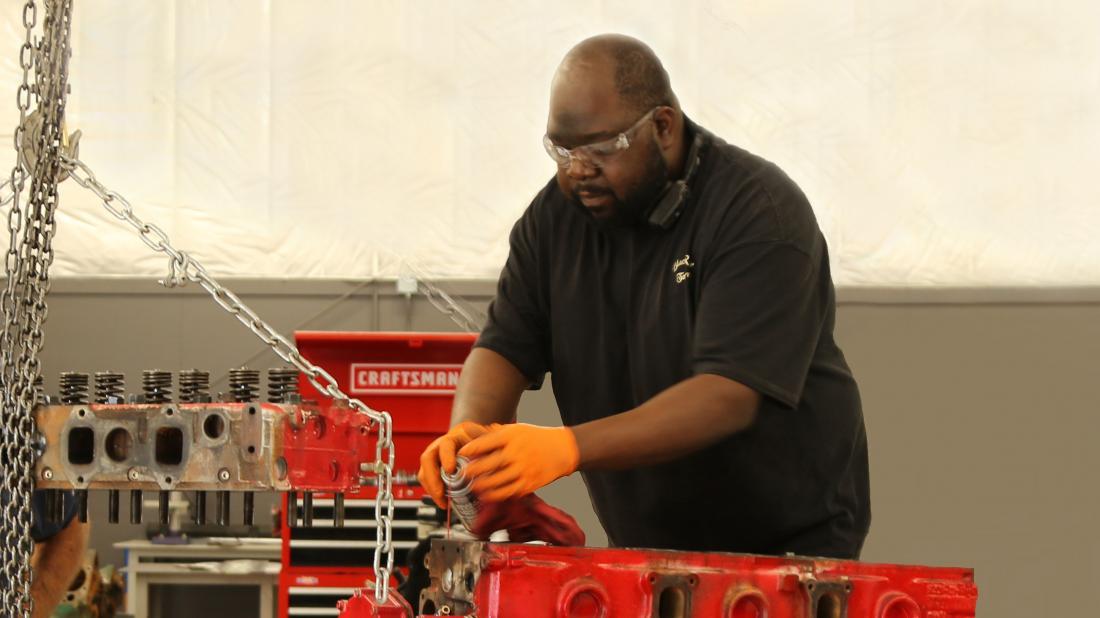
[
  {"x1": 278, "y1": 569, "x2": 381, "y2": 618},
  {"x1": 340, "y1": 541, "x2": 978, "y2": 618},
  {"x1": 280, "y1": 331, "x2": 477, "y2": 618},
  {"x1": 336, "y1": 588, "x2": 416, "y2": 617},
  {"x1": 295, "y1": 331, "x2": 477, "y2": 472},
  {"x1": 282, "y1": 402, "x2": 374, "y2": 492}
]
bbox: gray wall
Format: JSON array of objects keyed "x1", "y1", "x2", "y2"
[{"x1": 36, "y1": 279, "x2": 1100, "y2": 617}]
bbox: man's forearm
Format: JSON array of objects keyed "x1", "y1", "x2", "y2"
[
  {"x1": 30, "y1": 520, "x2": 89, "y2": 618},
  {"x1": 450, "y1": 347, "x2": 530, "y2": 426},
  {"x1": 571, "y1": 373, "x2": 760, "y2": 470}
]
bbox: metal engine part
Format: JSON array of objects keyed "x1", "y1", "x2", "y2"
[
  {"x1": 59, "y1": 371, "x2": 91, "y2": 404},
  {"x1": 178, "y1": 369, "x2": 211, "y2": 403},
  {"x1": 228, "y1": 367, "x2": 261, "y2": 403},
  {"x1": 33, "y1": 398, "x2": 372, "y2": 494},
  {"x1": 394, "y1": 540, "x2": 977, "y2": 618},
  {"x1": 35, "y1": 401, "x2": 294, "y2": 492},
  {"x1": 141, "y1": 369, "x2": 172, "y2": 404},
  {"x1": 267, "y1": 366, "x2": 300, "y2": 403},
  {"x1": 93, "y1": 371, "x2": 125, "y2": 404}
]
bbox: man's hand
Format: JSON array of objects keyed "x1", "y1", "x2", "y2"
[
  {"x1": 417, "y1": 421, "x2": 495, "y2": 507},
  {"x1": 458, "y1": 423, "x2": 579, "y2": 502}
]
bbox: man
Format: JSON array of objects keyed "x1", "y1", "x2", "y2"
[{"x1": 419, "y1": 34, "x2": 870, "y2": 559}]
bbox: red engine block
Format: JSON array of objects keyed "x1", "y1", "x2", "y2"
[{"x1": 339, "y1": 540, "x2": 977, "y2": 618}]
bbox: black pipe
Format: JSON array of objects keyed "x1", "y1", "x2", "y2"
[
  {"x1": 129, "y1": 490, "x2": 142, "y2": 524},
  {"x1": 77, "y1": 490, "x2": 88, "y2": 523},
  {"x1": 108, "y1": 490, "x2": 119, "y2": 523},
  {"x1": 286, "y1": 491, "x2": 298, "y2": 528},
  {"x1": 302, "y1": 491, "x2": 313, "y2": 527},
  {"x1": 216, "y1": 491, "x2": 230, "y2": 526},
  {"x1": 194, "y1": 491, "x2": 206, "y2": 525}
]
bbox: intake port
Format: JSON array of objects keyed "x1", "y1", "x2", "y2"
[
  {"x1": 817, "y1": 592, "x2": 843, "y2": 618},
  {"x1": 203, "y1": 413, "x2": 226, "y2": 440},
  {"x1": 105, "y1": 428, "x2": 133, "y2": 462},
  {"x1": 155, "y1": 426, "x2": 184, "y2": 466},
  {"x1": 67, "y1": 427, "x2": 95, "y2": 465},
  {"x1": 657, "y1": 587, "x2": 688, "y2": 618}
]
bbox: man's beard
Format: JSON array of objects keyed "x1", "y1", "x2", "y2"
[{"x1": 570, "y1": 144, "x2": 670, "y2": 229}]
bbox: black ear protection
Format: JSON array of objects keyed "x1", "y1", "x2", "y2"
[{"x1": 646, "y1": 129, "x2": 706, "y2": 229}]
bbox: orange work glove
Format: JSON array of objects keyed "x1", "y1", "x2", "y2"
[
  {"x1": 458, "y1": 423, "x2": 579, "y2": 503},
  {"x1": 417, "y1": 421, "x2": 495, "y2": 508}
]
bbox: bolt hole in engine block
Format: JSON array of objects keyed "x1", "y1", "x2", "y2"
[{"x1": 464, "y1": 570, "x2": 475, "y2": 592}]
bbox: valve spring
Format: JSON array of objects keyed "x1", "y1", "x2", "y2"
[
  {"x1": 178, "y1": 369, "x2": 211, "y2": 403},
  {"x1": 267, "y1": 367, "x2": 299, "y2": 403},
  {"x1": 59, "y1": 372, "x2": 91, "y2": 404},
  {"x1": 142, "y1": 369, "x2": 173, "y2": 404},
  {"x1": 93, "y1": 372, "x2": 125, "y2": 404},
  {"x1": 228, "y1": 367, "x2": 260, "y2": 403}
]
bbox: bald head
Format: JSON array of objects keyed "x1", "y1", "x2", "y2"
[
  {"x1": 546, "y1": 35, "x2": 687, "y2": 229},
  {"x1": 556, "y1": 34, "x2": 678, "y2": 115}
]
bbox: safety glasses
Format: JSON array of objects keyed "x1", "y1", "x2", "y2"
[{"x1": 543, "y1": 107, "x2": 658, "y2": 169}]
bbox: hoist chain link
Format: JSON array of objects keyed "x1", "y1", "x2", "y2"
[
  {"x1": 61, "y1": 153, "x2": 398, "y2": 600},
  {"x1": 1, "y1": 1, "x2": 73, "y2": 615}
]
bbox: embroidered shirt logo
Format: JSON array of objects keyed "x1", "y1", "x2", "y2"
[{"x1": 672, "y1": 254, "x2": 694, "y2": 284}]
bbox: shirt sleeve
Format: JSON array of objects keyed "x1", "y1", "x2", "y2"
[
  {"x1": 692, "y1": 239, "x2": 826, "y2": 409},
  {"x1": 475, "y1": 200, "x2": 551, "y2": 388},
  {"x1": 31, "y1": 490, "x2": 79, "y2": 542}
]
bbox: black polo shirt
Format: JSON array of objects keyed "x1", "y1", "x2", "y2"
[{"x1": 476, "y1": 121, "x2": 870, "y2": 559}]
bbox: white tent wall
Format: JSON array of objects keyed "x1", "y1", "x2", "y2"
[{"x1": 2, "y1": 1, "x2": 1098, "y2": 284}]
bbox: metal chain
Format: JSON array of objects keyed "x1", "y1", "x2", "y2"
[
  {"x1": 417, "y1": 278, "x2": 485, "y2": 333},
  {"x1": 0, "y1": 1, "x2": 462, "y2": 600},
  {"x1": 0, "y1": 1, "x2": 72, "y2": 615},
  {"x1": 60, "y1": 155, "x2": 398, "y2": 601},
  {"x1": 399, "y1": 261, "x2": 485, "y2": 333},
  {"x1": 0, "y1": 175, "x2": 22, "y2": 207}
]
